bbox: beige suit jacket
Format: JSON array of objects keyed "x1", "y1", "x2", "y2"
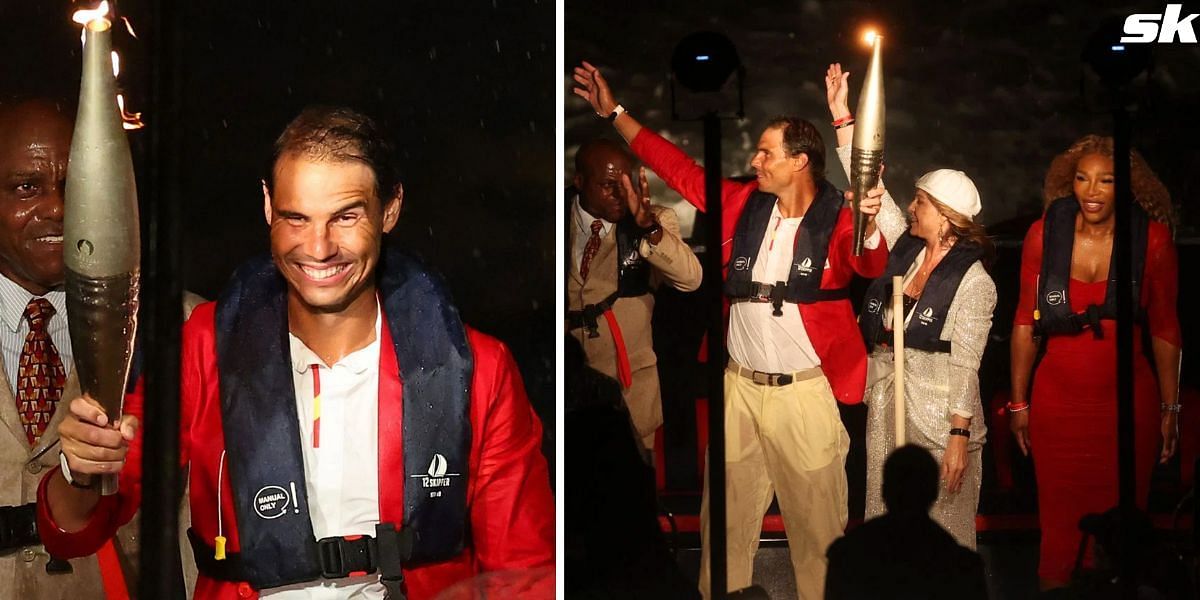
[
  {"x1": 0, "y1": 292, "x2": 205, "y2": 599},
  {"x1": 567, "y1": 204, "x2": 701, "y2": 445}
]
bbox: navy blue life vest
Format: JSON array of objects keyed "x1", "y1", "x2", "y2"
[
  {"x1": 724, "y1": 181, "x2": 849, "y2": 309},
  {"x1": 1035, "y1": 196, "x2": 1148, "y2": 338},
  {"x1": 212, "y1": 245, "x2": 472, "y2": 589},
  {"x1": 859, "y1": 233, "x2": 983, "y2": 353}
]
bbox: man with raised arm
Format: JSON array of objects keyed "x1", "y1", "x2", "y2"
[
  {"x1": 567, "y1": 138, "x2": 701, "y2": 455},
  {"x1": 574, "y1": 62, "x2": 888, "y2": 599}
]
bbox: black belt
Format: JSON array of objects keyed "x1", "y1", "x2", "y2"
[
  {"x1": 0, "y1": 503, "x2": 38, "y2": 552},
  {"x1": 567, "y1": 291, "x2": 621, "y2": 338},
  {"x1": 0, "y1": 502, "x2": 73, "y2": 574},
  {"x1": 189, "y1": 523, "x2": 413, "y2": 598}
]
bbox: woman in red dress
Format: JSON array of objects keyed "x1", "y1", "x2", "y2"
[{"x1": 1009, "y1": 135, "x2": 1181, "y2": 591}]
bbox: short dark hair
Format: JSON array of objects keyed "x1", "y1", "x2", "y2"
[
  {"x1": 882, "y1": 444, "x2": 939, "y2": 514},
  {"x1": 764, "y1": 116, "x2": 825, "y2": 180},
  {"x1": 266, "y1": 106, "x2": 399, "y2": 205}
]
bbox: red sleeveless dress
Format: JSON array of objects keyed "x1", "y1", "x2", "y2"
[{"x1": 1014, "y1": 218, "x2": 1180, "y2": 583}]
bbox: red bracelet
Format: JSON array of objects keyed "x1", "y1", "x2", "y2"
[
  {"x1": 1005, "y1": 401, "x2": 1030, "y2": 413},
  {"x1": 831, "y1": 115, "x2": 853, "y2": 127}
]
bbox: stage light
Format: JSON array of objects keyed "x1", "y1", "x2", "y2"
[{"x1": 671, "y1": 31, "x2": 740, "y2": 93}]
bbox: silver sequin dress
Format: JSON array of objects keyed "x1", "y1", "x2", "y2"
[{"x1": 837, "y1": 145, "x2": 996, "y2": 549}]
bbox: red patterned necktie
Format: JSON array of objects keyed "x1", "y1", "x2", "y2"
[
  {"x1": 17, "y1": 298, "x2": 65, "y2": 446},
  {"x1": 580, "y1": 219, "x2": 603, "y2": 280}
]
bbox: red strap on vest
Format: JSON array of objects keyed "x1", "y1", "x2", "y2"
[
  {"x1": 98, "y1": 539, "x2": 130, "y2": 600},
  {"x1": 601, "y1": 310, "x2": 632, "y2": 389}
]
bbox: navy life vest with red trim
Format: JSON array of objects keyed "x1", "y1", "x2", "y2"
[
  {"x1": 213, "y1": 245, "x2": 471, "y2": 589},
  {"x1": 724, "y1": 181, "x2": 849, "y2": 304},
  {"x1": 859, "y1": 233, "x2": 983, "y2": 353},
  {"x1": 1035, "y1": 196, "x2": 1148, "y2": 338}
]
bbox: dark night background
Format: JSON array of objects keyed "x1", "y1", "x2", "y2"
[
  {"x1": 1, "y1": 1, "x2": 555, "y2": 463},
  {"x1": 567, "y1": 0, "x2": 1200, "y2": 234},
  {"x1": 568, "y1": 1, "x2": 1200, "y2": 597}
]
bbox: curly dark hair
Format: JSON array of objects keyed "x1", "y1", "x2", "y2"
[
  {"x1": 764, "y1": 116, "x2": 825, "y2": 180},
  {"x1": 1042, "y1": 135, "x2": 1173, "y2": 226}
]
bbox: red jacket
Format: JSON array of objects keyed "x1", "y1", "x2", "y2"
[
  {"x1": 38, "y1": 302, "x2": 555, "y2": 599},
  {"x1": 630, "y1": 128, "x2": 889, "y2": 404}
]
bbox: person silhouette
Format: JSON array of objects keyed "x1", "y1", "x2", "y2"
[{"x1": 825, "y1": 444, "x2": 988, "y2": 599}]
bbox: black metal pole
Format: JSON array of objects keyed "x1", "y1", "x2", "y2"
[
  {"x1": 140, "y1": 0, "x2": 184, "y2": 597},
  {"x1": 1112, "y1": 104, "x2": 1135, "y2": 600},
  {"x1": 703, "y1": 113, "x2": 727, "y2": 600}
]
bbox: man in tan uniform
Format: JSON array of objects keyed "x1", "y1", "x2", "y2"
[
  {"x1": 0, "y1": 98, "x2": 201, "y2": 598},
  {"x1": 567, "y1": 139, "x2": 701, "y2": 452},
  {"x1": 0, "y1": 98, "x2": 125, "y2": 598}
]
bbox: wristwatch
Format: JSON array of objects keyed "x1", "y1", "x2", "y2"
[
  {"x1": 59, "y1": 452, "x2": 96, "y2": 489},
  {"x1": 642, "y1": 221, "x2": 662, "y2": 241}
]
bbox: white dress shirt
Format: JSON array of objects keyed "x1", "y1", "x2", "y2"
[
  {"x1": 0, "y1": 274, "x2": 72, "y2": 392},
  {"x1": 727, "y1": 201, "x2": 879, "y2": 373},
  {"x1": 572, "y1": 198, "x2": 614, "y2": 272},
  {"x1": 259, "y1": 307, "x2": 384, "y2": 599}
]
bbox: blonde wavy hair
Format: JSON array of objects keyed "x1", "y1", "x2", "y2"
[{"x1": 1042, "y1": 135, "x2": 1174, "y2": 226}]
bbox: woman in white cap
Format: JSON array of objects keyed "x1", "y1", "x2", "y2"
[{"x1": 826, "y1": 63, "x2": 997, "y2": 548}]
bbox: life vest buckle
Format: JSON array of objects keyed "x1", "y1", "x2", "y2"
[{"x1": 317, "y1": 534, "x2": 377, "y2": 579}]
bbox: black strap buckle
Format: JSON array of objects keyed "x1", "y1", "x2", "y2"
[
  {"x1": 1084, "y1": 304, "x2": 1105, "y2": 339},
  {"x1": 0, "y1": 503, "x2": 40, "y2": 553},
  {"x1": 317, "y1": 535, "x2": 376, "y2": 579},
  {"x1": 568, "y1": 292, "x2": 620, "y2": 338},
  {"x1": 770, "y1": 281, "x2": 787, "y2": 317}
]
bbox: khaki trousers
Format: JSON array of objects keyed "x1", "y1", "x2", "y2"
[{"x1": 700, "y1": 369, "x2": 850, "y2": 600}]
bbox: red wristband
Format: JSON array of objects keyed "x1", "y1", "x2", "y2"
[{"x1": 831, "y1": 115, "x2": 854, "y2": 127}]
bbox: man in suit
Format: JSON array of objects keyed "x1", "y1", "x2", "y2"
[
  {"x1": 567, "y1": 138, "x2": 701, "y2": 453},
  {"x1": 0, "y1": 97, "x2": 205, "y2": 599},
  {"x1": 0, "y1": 98, "x2": 123, "y2": 598}
]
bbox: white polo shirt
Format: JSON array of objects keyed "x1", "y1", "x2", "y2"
[
  {"x1": 727, "y1": 202, "x2": 879, "y2": 373},
  {"x1": 259, "y1": 307, "x2": 384, "y2": 599}
]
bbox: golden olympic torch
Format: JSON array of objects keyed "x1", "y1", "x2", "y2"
[
  {"x1": 850, "y1": 31, "x2": 885, "y2": 256},
  {"x1": 65, "y1": 3, "x2": 141, "y2": 496}
]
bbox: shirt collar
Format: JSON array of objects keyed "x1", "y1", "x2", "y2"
[
  {"x1": 289, "y1": 298, "x2": 382, "y2": 375},
  {"x1": 0, "y1": 273, "x2": 65, "y2": 333},
  {"x1": 574, "y1": 197, "x2": 614, "y2": 236}
]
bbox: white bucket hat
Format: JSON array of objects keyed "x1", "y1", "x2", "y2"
[{"x1": 915, "y1": 169, "x2": 981, "y2": 220}]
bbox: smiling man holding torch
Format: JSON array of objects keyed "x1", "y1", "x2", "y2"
[
  {"x1": 574, "y1": 61, "x2": 888, "y2": 599},
  {"x1": 38, "y1": 106, "x2": 555, "y2": 600},
  {"x1": 0, "y1": 97, "x2": 140, "y2": 599}
]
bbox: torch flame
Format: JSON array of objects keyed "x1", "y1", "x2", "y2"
[
  {"x1": 72, "y1": 1, "x2": 111, "y2": 27},
  {"x1": 863, "y1": 30, "x2": 878, "y2": 45},
  {"x1": 116, "y1": 95, "x2": 144, "y2": 130}
]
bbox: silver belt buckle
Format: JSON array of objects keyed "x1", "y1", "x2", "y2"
[{"x1": 751, "y1": 371, "x2": 771, "y2": 385}]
